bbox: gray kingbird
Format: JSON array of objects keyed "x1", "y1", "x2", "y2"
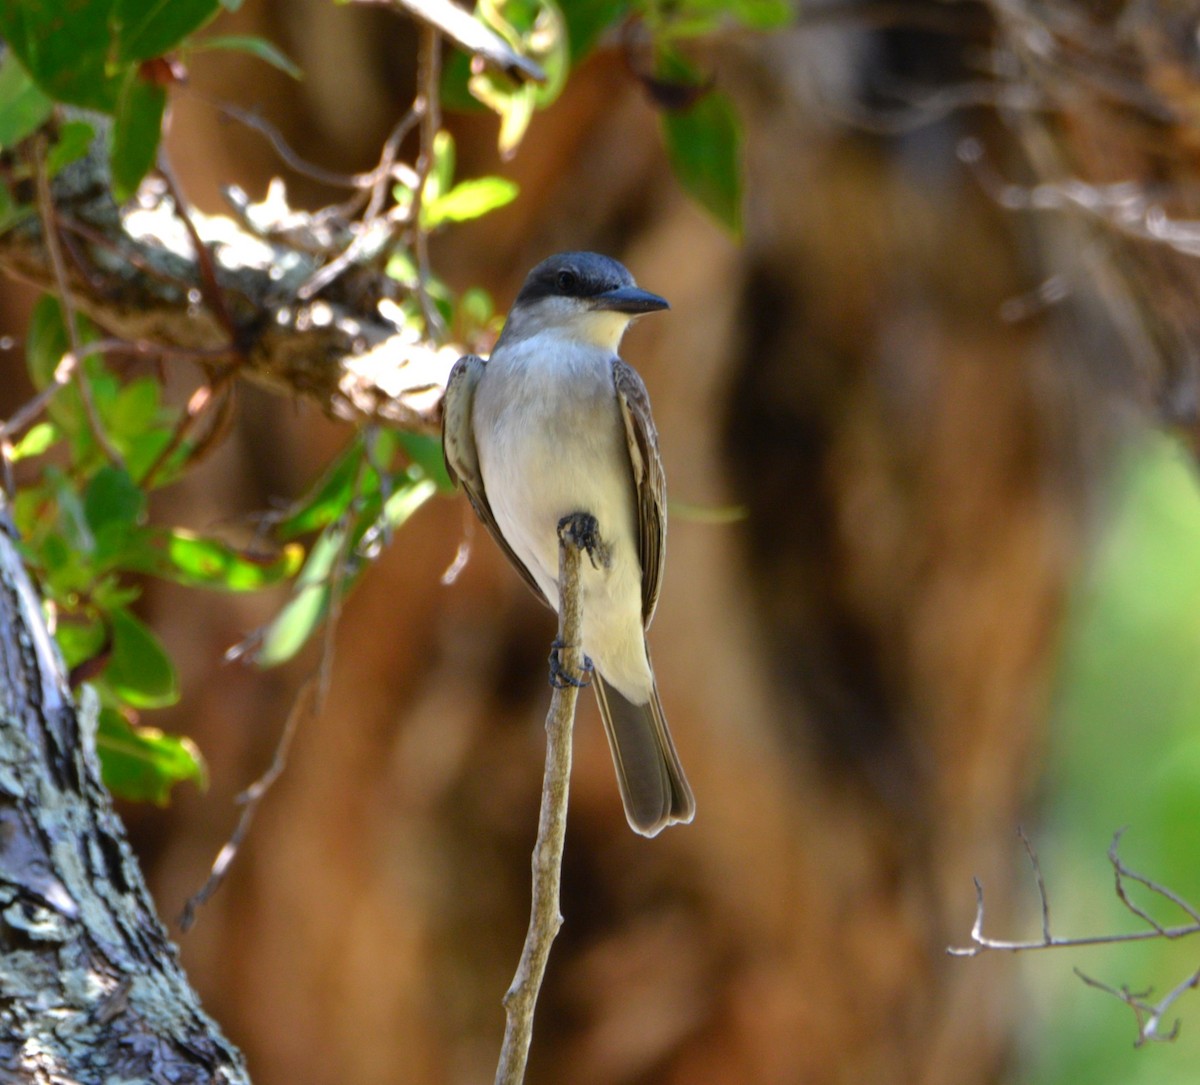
[{"x1": 442, "y1": 252, "x2": 695, "y2": 837}]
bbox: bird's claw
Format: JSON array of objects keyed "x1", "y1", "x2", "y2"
[
  {"x1": 557, "y1": 511, "x2": 608, "y2": 570},
  {"x1": 548, "y1": 639, "x2": 593, "y2": 689}
]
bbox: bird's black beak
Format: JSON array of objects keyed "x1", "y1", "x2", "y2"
[{"x1": 590, "y1": 285, "x2": 670, "y2": 314}]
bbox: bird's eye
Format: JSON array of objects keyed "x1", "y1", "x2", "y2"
[{"x1": 556, "y1": 269, "x2": 577, "y2": 293}]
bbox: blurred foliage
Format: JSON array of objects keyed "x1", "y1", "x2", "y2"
[
  {"x1": 0, "y1": 1, "x2": 780, "y2": 803},
  {"x1": 0, "y1": 0, "x2": 297, "y2": 199},
  {"x1": 1021, "y1": 433, "x2": 1200, "y2": 1083},
  {"x1": 442, "y1": 0, "x2": 793, "y2": 232}
]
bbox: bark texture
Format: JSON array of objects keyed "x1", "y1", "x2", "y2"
[{"x1": 0, "y1": 502, "x2": 248, "y2": 1083}]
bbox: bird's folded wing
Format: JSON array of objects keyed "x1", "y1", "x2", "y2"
[
  {"x1": 612, "y1": 358, "x2": 667, "y2": 627},
  {"x1": 442, "y1": 354, "x2": 551, "y2": 609}
]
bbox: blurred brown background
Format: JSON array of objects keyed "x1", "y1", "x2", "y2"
[{"x1": 5, "y1": 1, "x2": 1194, "y2": 1082}]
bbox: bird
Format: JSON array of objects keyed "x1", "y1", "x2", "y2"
[{"x1": 442, "y1": 251, "x2": 695, "y2": 837}]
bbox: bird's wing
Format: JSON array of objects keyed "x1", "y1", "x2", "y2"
[
  {"x1": 442, "y1": 354, "x2": 551, "y2": 609},
  {"x1": 612, "y1": 358, "x2": 667, "y2": 627}
]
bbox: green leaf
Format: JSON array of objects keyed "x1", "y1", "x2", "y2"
[
  {"x1": 96, "y1": 706, "x2": 206, "y2": 805},
  {"x1": 110, "y1": 71, "x2": 166, "y2": 202},
  {"x1": 561, "y1": 0, "x2": 629, "y2": 60},
  {"x1": 0, "y1": 50, "x2": 53, "y2": 148},
  {"x1": 253, "y1": 472, "x2": 433, "y2": 667},
  {"x1": 84, "y1": 466, "x2": 145, "y2": 536},
  {"x1": 107, "y1": 377, "x2": 164, "y2": 439},
  {"x1": 396, "y1": 431, "x2": 455, "y2": 494},
  {"x1": 190, "y1": 34, "x2": 303, "y2": 80},
  {"x1": 274, "y1": 430, "x2": 400, "y2": 540},
  {"x1": 0, "y1": 1, "x2": 123, "y2": 110},
  {"x1": 659, "y1": 64, "x2": 743, "y2": 235},
  {"x1": 85, "y1": 467, "x2": 145, "y2": 565},
  {"x1": 0, "y1": 180, "x2": 30, "y2": 235},
  {"x1": 424, "y1": 176, "x2": 519, "y2": 227},
  {"x1": 9, "y1": 421, "x2": 60, "y2": 462},
  {"x1": 254, "y1": 523, "x2": 346, "y2": 667},
  {"x1": 432, "y1": 129, "x2": 455, "y2": 203},
  {"x1": 113, "y1": 0, "x2": 222, "y2": 64},
  {"x1": 440, "y1": 52, "x2": 486, "y2": 114},
  {"x1": 105, "y1": 608, "x2": 180, "y2": 708},
  {"x1": 680, "y1": 0, "x2": 791, "y2": 32},
  {"x1": 26, "y1": 294, "x2": 69, "y2": 390},
  {"x1": 377, "y1": 477, "x2": 437, "y2": 533},
  {"x1": 46, "y1": 120, "x2": 95, "y2": 175},
  {"x1": 464, "y1": 0, "x2": 568, "y2": 156},
  {"x1": 124, "y1": 527, "x2": 304, "y2": 591},
  {"x1": 55, "y1": 615, "x2": 108, "y2": 670}
]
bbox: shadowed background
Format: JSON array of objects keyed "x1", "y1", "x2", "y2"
[{"x1": 6, "y1": 2, "x2": 1200, "y2": 1083}]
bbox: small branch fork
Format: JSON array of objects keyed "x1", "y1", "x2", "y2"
[
  {"x1": 949, "y1": 828, "x2": 1200, "y2": 1044},
  {"x1": 493, "y1": 513, "x2": 592, "y2": 1085}
]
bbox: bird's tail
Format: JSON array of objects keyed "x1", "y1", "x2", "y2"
[{"x1": 593, "y1": 668, "x2": 695, "y2": 837}]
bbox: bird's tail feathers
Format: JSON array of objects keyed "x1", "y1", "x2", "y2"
[{"x1": 593, "y1": 669, "x2": 695, "y2": 837}]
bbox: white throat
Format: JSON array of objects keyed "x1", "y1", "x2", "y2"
[{"x1": 498, "y1": 297, "x2": 634, "y2": 355}]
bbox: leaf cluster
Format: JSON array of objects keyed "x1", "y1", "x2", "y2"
[
  {"x1": 441, "y1": 0, "x2": 791, "y2": 232},
  {"x1": 0, "y1": 0, "x2": 296, "y2": 200}
]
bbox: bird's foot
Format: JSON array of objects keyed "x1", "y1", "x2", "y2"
[
  {"x1": 557, "y1": 511, "x2": 609, "y2": 570},
  {"x1": 548, "y1": 639, "x2": 593, "y2": 689}
]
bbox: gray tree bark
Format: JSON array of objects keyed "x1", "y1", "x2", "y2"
[{"x1": 0, "y1": 498, "x2": 249, "y2": 1083}]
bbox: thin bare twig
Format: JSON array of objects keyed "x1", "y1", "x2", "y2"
[
  {"x1": 179, "y1": 677, "x2": 318, "y2": 931},
  {"x1": 159, "y1": 158, "x2": 242, "y2": 349},
  {"x1": 182, "y1": 449, "x2": 376, "y2": 928},
  {"x1": 210, "y1": 100, "x2": 420, "y2": 194},
  {"x1": 949, "y1": 830, "x2": 1200, "y2": 958},
  {"x1": 139, "y1": 371, "x2": 237, "y2": 490},
  {"x1": 1075, "y1": 965, "x2": 1200, "y2": 1046},
  {"x1": 410, "y1": 24, "x2": 445, "y2": 339},
  {"x1": 33, "y1": 138, "x2": 126, "y2": 468},
  {"x1": 1110, "y1": 827, "x2": 1200, "y2": 929},
  {"x1": 1019, "y1": 825, "x2": 1051, "y2": 944},
  {"x1": 494, "y1": 520, "x2": 588, "y2": 1085},
  {"x1": 951, "y1": 829, "x2": 1200, "y2": 1044},
  {"x1": 295, "y1": 108, "x2": 421, "y2": 300}
]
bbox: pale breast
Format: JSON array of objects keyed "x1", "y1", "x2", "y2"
[{"x1": 474, "y1": 334, "x2": 641, "y2": 604}]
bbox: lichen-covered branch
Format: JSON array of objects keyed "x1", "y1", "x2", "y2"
[
  {"x1": 1, "y1": 135, "x2": 458, "y2": 436},
  {"x1": 0, "y1": 494, "x2": 249, "y2": 1083}
]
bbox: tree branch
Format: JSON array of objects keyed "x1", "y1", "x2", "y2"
[
  {"x1": 1, "y1": 136, "x2": 458, "y2": 436},
  {"x1": 0, "y1": 494, "x2": 249, "y2": 1081},
  {"x1": 494, "y1": 516, "x2": 590, "y2": 1085},
  {"x1": 950, "y1": 829, "x2": 1200, "y2": 1045}
]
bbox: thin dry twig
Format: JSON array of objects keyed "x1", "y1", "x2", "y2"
[
  {"x1": 179, "y1": 676, "x2": 318, "y2": 931},
  {"x1": 950, "y1": 829, "x2": 1200, "y2": 1045},
  {"x1": 139, "y1": 370, "x2": 238, "y2": 489},
  {"x1": 949, "y1": 829, "x2": 1200, "y2": 957},
  {"x1": 410, "y1": 24, "x2": 445, "y2": 339},
  {"x1": 181, "y1": 450, "x2": 376, "y2": 928},
  {"x1": 1075, "y1": 965, "x2": 1200, "y2": 1046},
  {"x1": 959, "y1": 136, "x2": 1200, "y2": 260},
  {"x1": 159, "y1": 158, "x2": 242, "y2": 349},
  {"x1": 210, "y1": 99, "x2": 421, "y2": 195},
  {"x1": 295, "y1": 108, "x2": 421, "y2": 300},
  {"x1": 494, "y1": 519, "x2": 589, "y2": 1085},
  {"x1": 1109, "y1": 827, "x2": 1200, "y2": 929},
  {"x1": 32, "y1": 138, "x2": 125, "y2": 468}
]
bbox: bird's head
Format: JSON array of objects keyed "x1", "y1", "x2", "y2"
[{"x1": 498, "y1": 252, "x2": 669, "y2": 353}]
